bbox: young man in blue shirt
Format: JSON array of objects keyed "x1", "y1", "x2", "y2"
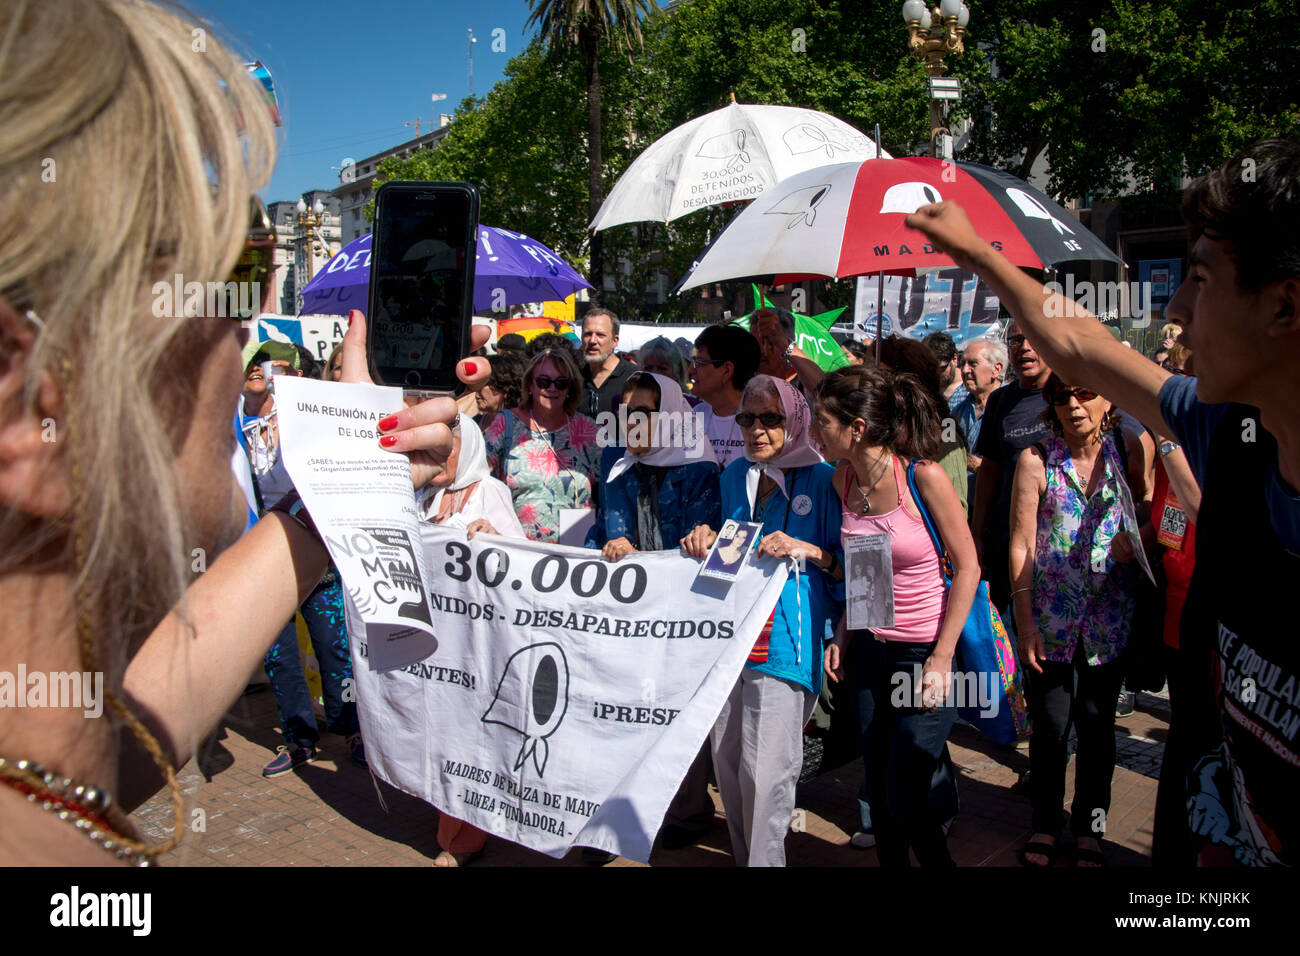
[{"x1": 907, "y1": 139, "x2": 1300, "y2": 867}]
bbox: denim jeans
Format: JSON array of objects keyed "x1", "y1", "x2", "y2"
[
  {"x1": 263, "y1": 573, "x2": 357, "y2": 748},
  {"x1": 849, "y1": 633, "x2": 959, "y2": 833},
  {"x1": 1024, "y1": 647, "x2": 1125, "y2": 840},
  {"x1": 864, "y1": 637, "x2": 958, "y2": 867}
]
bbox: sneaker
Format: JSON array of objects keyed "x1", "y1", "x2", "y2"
[
  {"x1": 262, "y1": 743, "x2": 316, "y2": 777},
  {"x1": 347, "y1": 732, "x2": 367, "y2": 767},
  {"x1": 849, "y1": 830, "x2": 876, "y2": 849},
  {"x1": 1116, "y1": 689, "x2": 1136, "y2": 718}
]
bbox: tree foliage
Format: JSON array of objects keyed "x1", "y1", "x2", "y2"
[{"x1": 374, "y1": 0, "x2": 1299, "y2": 321}]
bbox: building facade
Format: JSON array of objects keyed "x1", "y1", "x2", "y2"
[{"x1": 332, "y1": 123, "x2": 452, "y2": 245}]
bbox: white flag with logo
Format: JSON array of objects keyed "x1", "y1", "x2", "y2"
[{"x1": 344, "y1": 526, "x2": 786, "y2": 862}]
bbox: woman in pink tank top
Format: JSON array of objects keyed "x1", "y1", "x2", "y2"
[{"x1": 813, "y1": 366, "x2": 979, "y2": 867}]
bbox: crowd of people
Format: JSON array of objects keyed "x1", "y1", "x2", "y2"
[{"x1": 0, "y1": 0, "x2": 1294, "y2": 876}]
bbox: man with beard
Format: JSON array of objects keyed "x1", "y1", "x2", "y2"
[{"x1": 579, "y1": 307, "x2": 636, "y2": 420}]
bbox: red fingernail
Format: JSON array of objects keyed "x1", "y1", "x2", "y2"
[
  {"x1": 349, "y1": 309, "x2": 362, "y2": 322},
  {"x1": 378, "y1": 415, "x2": 399, "y2": 431},
  {"x1": 463, "y1": 359, "x2": 478, "y2": 375},
  {"x1": 379, "y1": 435, "x2": 398, "y2": 448}
]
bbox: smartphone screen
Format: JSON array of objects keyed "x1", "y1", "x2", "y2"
[{"x1": 368, "y1": 182, "x2": 478, "y2": 391}]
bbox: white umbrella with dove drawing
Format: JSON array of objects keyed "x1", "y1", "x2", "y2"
[{"x1": 588, "y1": 100, "x2": 890, "y2": 231}]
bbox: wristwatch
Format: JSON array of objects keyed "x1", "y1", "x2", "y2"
[{"x1": 1158, "y1": 441, "x2": 1180, "y2": 457}]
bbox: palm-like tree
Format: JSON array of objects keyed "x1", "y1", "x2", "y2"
[{"x1": 526, "y1": 0, "x2": 653, "y2": 305}]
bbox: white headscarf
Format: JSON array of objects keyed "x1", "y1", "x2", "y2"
[
  {"x1": 742, "y1": 374, "x2": 824, "y2": 516},
  {"x1": 423, "y1": 413, "x2": 493, "y2": 520},
  {"x1": 421, "y1": 414, "x2": 525, "y2": 536},
  {"x1": 448, "y1": 412, "x2": 490, "y2": 490},
  {"x1": 606, "y1": 372, "x2": 716, "y2": 484}
]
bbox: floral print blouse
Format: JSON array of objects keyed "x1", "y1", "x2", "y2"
[
  {"x1": 1031, "y1": 433, "x2": 1136, "y2": 666},
  {"x1": 483, "y1": 409, "x2": 602, "y2": 542}
]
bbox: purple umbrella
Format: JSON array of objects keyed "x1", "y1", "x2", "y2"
[{"x1": 298, "y1": 227, "x2": 591, "y2": 316}]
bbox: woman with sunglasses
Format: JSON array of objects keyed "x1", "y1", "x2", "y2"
[
  {"x1": 680, "y1": 375, "x2": 843, "y2": 867},
  {"x1": 1008, "y1": 374, "x2": 1149, "y2": 867},
  {"x1": 484, "y1": 348, "x2": 601, "y2": 542},
  {"x1": 0, "y1": 1, "x2": 478, "y2": 865}
]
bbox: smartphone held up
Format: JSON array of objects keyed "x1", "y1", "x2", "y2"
[{"x1": 366, "y1": 182, "x2": 479, "y2": 394}]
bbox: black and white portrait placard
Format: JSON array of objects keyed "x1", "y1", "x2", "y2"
[{"x1": 845, "y1": 532, "x2": 894, "y2": 631}]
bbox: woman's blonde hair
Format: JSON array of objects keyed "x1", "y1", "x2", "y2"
[{"x1": 0, "y1": 0, "x2": 276, "y2": 664}]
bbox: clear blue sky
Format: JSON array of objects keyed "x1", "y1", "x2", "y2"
[{"x1": 192, "y1": 0, "x2": 565, "y2": 204}]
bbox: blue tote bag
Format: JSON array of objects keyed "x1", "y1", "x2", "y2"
[{"x1": 905, "y1": 460, "x2": 1030, "y2": 745}]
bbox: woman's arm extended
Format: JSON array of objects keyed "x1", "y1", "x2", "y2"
[{"x1": 117, "y1": 513, "x2": 328, "y2": 810}]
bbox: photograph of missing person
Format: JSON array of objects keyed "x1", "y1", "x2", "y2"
[
  {"x1": 699, "y1": 519, "x2": 762, "y2": 582},
  {"x1": 845, "y1": 531, "x2": 895, "y2": 631}
]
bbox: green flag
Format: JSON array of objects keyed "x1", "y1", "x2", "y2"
[{"x1": 734, "y1": 285, "x2": 849, "y2": 372}]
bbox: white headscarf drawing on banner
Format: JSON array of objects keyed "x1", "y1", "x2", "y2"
[
  {"x1": 742, "y1": 374, "x2": 824, "y2": 517},
  {"x1": 606, "y1": 372, "x2": 716, "y2": 485}
]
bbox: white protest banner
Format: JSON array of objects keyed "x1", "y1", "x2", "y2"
[
  {"x1": 275, "y1": 376, "x2": 438, "y2": 671},
  {"x1": 344, "y1": 525, "x2": 787, "y2": 862}
]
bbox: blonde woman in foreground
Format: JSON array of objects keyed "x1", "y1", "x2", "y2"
[{"x1": 0, "y1": 0, "x2": 474, "y2": 865}]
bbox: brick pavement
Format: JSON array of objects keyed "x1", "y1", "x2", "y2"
[{"x1": 132, "y1": 685, "x2": 1168, "y2": 867}]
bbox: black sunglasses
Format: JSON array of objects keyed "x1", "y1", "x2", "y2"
[
  {"x1": 735, "y1": 411, "x2": 785, "y2": 428},
  {"x1": 1049, "y1": 387, "x2": 1100, "y2": 406},
  {"x1": 534, "y1": 376, "x2": 572, "y2": 391}
]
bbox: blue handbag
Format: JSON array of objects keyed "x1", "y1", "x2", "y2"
[{"x1": 905, "y1": 460, "x2": 1030, "y2": 745}]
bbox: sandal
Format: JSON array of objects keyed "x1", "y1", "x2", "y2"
[
  {"x1": 1018, "y1": 838, "x2": 1058, "y2": 868},
  {"x1": 432, "y1": 849, "x2": 481, "y2": 867},
  {"x1": 1074, "y1": 840, "x2": 1107, "y2": 867}
]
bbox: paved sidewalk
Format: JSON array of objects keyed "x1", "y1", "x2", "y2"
[{"x1": 132, "y1": 685, "x2": 1167, "y2": 867}]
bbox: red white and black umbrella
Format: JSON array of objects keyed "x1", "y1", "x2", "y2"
[{"x1": 675, "y1": 156, "x2": 1121, "y2": 291}]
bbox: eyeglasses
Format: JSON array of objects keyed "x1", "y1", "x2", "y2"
[
  {"x1": 1007, "y1": 335, "x2": 1028, "y2": 348},
  {"x1": 735, "y1": 411, "x2": 785, "y2": 428},
  {"x1": 1049, "y1": 387, "x2": 1100, "y2": 406},
  {"x1": 534, "y1": 376, "x2": 572, "y2": 391},
  {"x1": 690, "y1": 357, "x2": 726, "y2": 369}
]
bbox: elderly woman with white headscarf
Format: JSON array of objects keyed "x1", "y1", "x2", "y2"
[
  {"x1": 680, "y1": 375, "x2": 844, "y2": 867},
  {"x1": 587, "y1": 371, "x2": 720, "y2": 560},
  {"x1": 419, "y1": 413, "x2": 525, "y2": 539},
  {"x1": 417, "y1": 413, "x2": 523, "y2": 867}
]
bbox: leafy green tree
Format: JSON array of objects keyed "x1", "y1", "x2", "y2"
[
  {"x1": 526, "y1": 0, "x2": 656, "y2": 304},
  {"x1": 957, "y1": 0, "x2": 1300, "y2": 198},
  {"x1": 373, "y1": 0, "x2": 1299, "y2": 324}
]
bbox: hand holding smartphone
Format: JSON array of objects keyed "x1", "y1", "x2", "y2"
[{"x1": 366, "y1": 182, "x2": 479, "y2": 394}]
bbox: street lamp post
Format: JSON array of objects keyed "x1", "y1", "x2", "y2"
[
  {"x1": 902, "y1": 0, "x2": 970, "y2": 160},
  {"x1": 295, "y1": 197, "x2": 328, "y2": 284}
]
